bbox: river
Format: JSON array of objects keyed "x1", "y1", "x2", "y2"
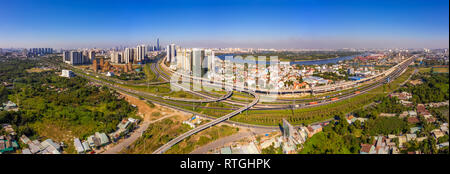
[{"x1": 217, "y1": 53, "x2": 369, "y2": 65}]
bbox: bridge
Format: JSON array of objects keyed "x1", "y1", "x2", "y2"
[{"x1": 152, "y1": 89, "x2": 260, "y2": 154}]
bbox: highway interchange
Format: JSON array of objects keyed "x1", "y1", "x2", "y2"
[{"x1": 47, "y1": 54, "x2": 415, "y2": 154}]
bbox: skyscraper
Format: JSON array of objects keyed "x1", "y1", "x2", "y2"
[
  {"x1": 124, "y1": 48, "x2": 135, "y2": 64},
  {"x1": 68, "y1": 51, "x2": 83, "y2": 65},
  {"x1": 136, "y1": 45, "x2": 146, "y2": 62},
  {"x1": 166, "y1": 44, "x2": 176, "y2": 63},
  {"x1": 176, "y1": 48, "x2": 193, "y2": 73},
  {"x1": 88, "y1": 50, "x2": 96, "y2": 63},
  {"x1": 111, "y1": 52, "x2": 122, "y2": 64},
  {"x1": 205, "y1": 49, "x2": 215, "y2": 73},
  {"x1": 63, "y1": 51, "x2": 71, "y2": 63},
  {"x1": 157, "y1": 38, "x2": 160, "y2": 51},
  {"x1": 192, "y1": 48, "x2": 206, "y2": 77}
]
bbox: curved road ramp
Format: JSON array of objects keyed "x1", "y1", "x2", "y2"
[{"x1": 152, "y1": 90, "x2": 259, "y2": 154}]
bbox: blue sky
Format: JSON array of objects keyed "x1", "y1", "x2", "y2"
[{"x1": 0, "y1": 0, "x2": 448, "y2": 49}]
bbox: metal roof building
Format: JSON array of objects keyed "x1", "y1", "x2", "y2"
[{"x1": 73, "y1": 138, "x2": 84, "y2": 154}]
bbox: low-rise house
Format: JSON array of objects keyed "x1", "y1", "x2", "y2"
[
  {"x1": 87, "y1": 136, "x2": 94, "y2": 147},
  {"x1": 2, "y1": 101, "x2": 18, "y2": 111},
  {"x1": 426, "y1": 117, "x2": 436, "y2": 123},
  {"x1": 360, "y1": 144, "x2": 374, "y2": 154},
  {"x1": 399, "y1": 111, "x2": 409, "y2": 118},
  {"x1": 0, "y1": 139, "x2": 15, "y2": 153},
  {"x1": 406, "y1": 134, "x2": 417, "y2": 142},
  {"x1": 400, "y1": 100, "x2": 413, "y2": 107},
  {"x1": 438, "y1": 142, "x2": 449, "y2": 149},
  {"x1": 388, "y1": 134, "x2": 397, "y2": 139},
  {"x1": 432, "y1": 130, "x2": 445, "y2": 139},
  {"x1": 82, "y1": 141, "x2": 91, "y2": 152},
  {"x1": 37, "y1": 139, "x2": 59, "y2": 154},
  {"x1": 398, "y1": 136, "x2": 407, "y2": 148},
  {"x1": 74, "y1": 138, "x2": 84, "y2": 154},
  {"x1": 28, "y1": 142, "x2": 41, "y2": 154},
  {"x1": 356, "y1": 117, "x2": 368, "y2": 123},
  {"x1": 1, "y1": 124, "x2": 16, "y2": 136},
  {"x1": 20, "y1": 135, "x2": 31, "y2": 144},
  {"x1": 440, "y1": 123, "x2": 449, "y2": 134},
  {"x1": 416, "y1": 137, "x2": 427, "y2": 142},
  {"x1": 95, "y1": 132, "x2": 110, "y2": 146},
  {"x1": 385, "y1": 139, "x2": 396, "y2": 147},
  {"x1": 379, "y1": 113, "x2": 396, "y2": 117},
  {"x1": 306, "y1": 125, "x2": 322, "y2": 138},
  {"x1": 41, "y1": 139, "x2": 61, "y2": 152},
  {"x1": 407, "y1": 117, "x2": 420, "y2": 124},
  {"x1": 390, "y1": 92, "x2": 412, "y2": 100},
  {"x1": 410, "y1": 127, "x2": 422, "y2": 134},
  {"x1": 408, "y1": 111, "x2": 417, "y2": 117}
]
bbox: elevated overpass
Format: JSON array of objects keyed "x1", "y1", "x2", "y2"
[{"x1": 152, "y1": 89, "x2": 260, "y2": 154}]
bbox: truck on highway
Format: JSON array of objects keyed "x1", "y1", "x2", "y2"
[
  {"x1": 331, "y1": 97, "x2": 339, "y2": 101},
  {"x1": 354, "y1": 91, "x2": 361, "y2": 94}
]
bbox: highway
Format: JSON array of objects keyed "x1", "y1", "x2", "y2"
[
  {"x1": 152, "y1": 56, "x2": 415, "y2": 110},
  {"x1": 46, "y1": 55, "x2": 415, "y2": 154},
  {"x1": 159, "y1": 55, "x2": 412, "y2": 94},
  {"x1": 163, "y1": 90, "x2": 233, "y2": 103},
  {"x1": 151, "y1": 56, "x2": 413, "y2": 154},
  {"x1": 48, "y1": 54, "x2": 414, "y2": 113},
  {"x1": 152, "y1": 89, "x2": 260, "y2": 154}
]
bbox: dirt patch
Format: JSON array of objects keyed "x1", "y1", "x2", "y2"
[
  {"x1": 118, "y1": 92, "x2": 164, "y2": 121},
  {"x1": 118, "y1": 92, "x2": 192, "y2": 122},
  {"x1": 409, "y1": 79, "x2": 423, "y2": 85}
]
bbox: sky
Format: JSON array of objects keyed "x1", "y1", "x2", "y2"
[{"x1": 0, "y1": 0, "x2": 448, "y2": 49}]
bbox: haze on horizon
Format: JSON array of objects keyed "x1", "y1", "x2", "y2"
[{"x1": 0, "y1": 0, "x2": 448, "y2": 49}]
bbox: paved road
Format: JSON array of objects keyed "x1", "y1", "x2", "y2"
[
  {"x1": 152, "y1": 89, "x2": 260, "y2": 154},
  {"x1": 154, "y1": 56, "x2": 415, "y2": 110},
  {"x1": 48, "y1": 55, "x2": 415, "y2": 154},
  {"x1": 159, "y1": 56, "x2": 412, "y2": 94},
  {"x1": 102, "y1": 114, "x2": 175, "y2": 154}
]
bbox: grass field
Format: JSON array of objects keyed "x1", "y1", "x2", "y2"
[
  {"x1": 26, "y1": 67, "x2": 52, "y2": 73},
  {"x1": 165, "y1": 124, "x2": 239, "y2": 154},
  {"x1": 120, "y1": 115, "x2": 190, "y2": 154}
]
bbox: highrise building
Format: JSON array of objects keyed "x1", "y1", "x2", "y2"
[
  {"x1": 63, "y1": 51, "x2": 71, "y2": 63},
  {"x1": 29, "y1": 48, "x2": 53, "y2": 57},
  {"x1": 176, "y1": 48, "x2": 193, "y2": 73},
  {"x1": 69, "y1": 51, "x2": 83, "y2": 65},
  {"x1": 205, "y1": 49, "x2": 215, "y2": 73},
  {"x1": 157, "y1": 38, "x2": 160, "y2": 51},
  {"x1": 124, "y1": 48, "x2": 135, "y2": 64},
  {"x1": 166, "y1": 44, "x2": 176, "y2": 63},
  {"x1": 22, "y1": 49, "x2": 28, "y2": 57},
  {"x1": 192, "y1": 48, "x2": 206, "y2": 77},
  {"x1": 111, "y1": 52, "x2": 122, "y2": 64},
  {"x1": 88, "y1": 50, "x2": 96, "y2": 63},
  {"x1": 136, "y1": 45, "x2": 146, "y2": 62}
]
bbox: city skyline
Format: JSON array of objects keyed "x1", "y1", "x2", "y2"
[{"x1": 0, "y1": 0, "x2": 449, "y2": 49}]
